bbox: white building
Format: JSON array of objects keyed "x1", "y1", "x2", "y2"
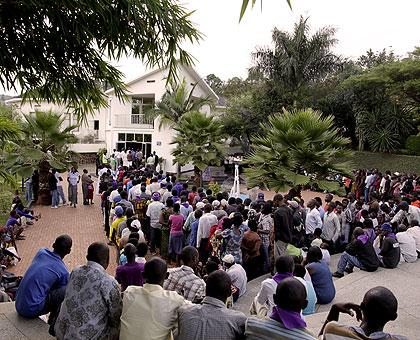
[{"x1": 5, "y1": 64, "x2": 219, "y2": 173}]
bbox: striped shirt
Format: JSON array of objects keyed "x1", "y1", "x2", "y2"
[{"x1": 245, "y1": 317, "x2": 316, "y2": 340}]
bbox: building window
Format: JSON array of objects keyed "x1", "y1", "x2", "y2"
[
  {"x1": 117, "y1": 133, "x2": 152, "y2": 156},
  {"x1": 131, "y1": 96, "x2": 155, "y2": 124},
  {"x1": 94, "y1": 120, "x2": 99, "y2": 130}
]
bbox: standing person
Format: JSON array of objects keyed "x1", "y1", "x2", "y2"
[
  {"x1": 82, "y1": 169, "x2": 94, "y2": 205},
  {"x1": 67, "y1": 166, "x2": 80, "y2": 208},
  {"x1": 176, "y1": 270, "x2": 247, "y2": 340},
  {"x1": 48, "y1": 169, "x2": 59, "y2": 209},
  {"x1": 305, "y1": 199, "x2": 323, "y2": 246},
  {"x1": 273, "y1": 194, "x2": 293, "y2": 259},
  {"x1": 32, "y1": 169, "x2": 40, "y2": 204},
  {"x1": 246, "y1": 278, "x2": 316, "y2": 339},
  {"x1": 55, "y1": 242, "x2": 122, "y2": 339},
  {"x1": 257, "y1": 202, "x2": 274, "y2": 273},
  {"x1": 121, "y1": 150, "x2": 128, "y2": 168},
  {"x1": 196, "y1": 204, "x2": 218, "y2": 263},
  {"x1": 15, "y1": 235, "x2": 72, "y2": 335},
  {"x1": 167, "y1": 203, "x2": 185, "y2": 265},
  {"x1": 241, "y1": 220, "x2": 262, "y2": 280},
  {"x1": 146, "y1": 192, "x2": 165, "y2": 255},
  {"x1": 164, "y1": 246, "x2": 206, "y2": 303},
  {"x1": 321, "y1": 202, "x2": 341, "y2": 253},
  {"x1": 153, "y1": 151, "x2": 159, "y2": 170},
  {"x1": 127, "y1": 150, "x2": 133, "y2": 167},
  {"x1": 115, "y1": 244, "x2": 145, "y2": 291},
  {"x1": 119, "y1": 258, "x2": 190, "y2": 340},
  {"x1": 55, "y1": 170, "x2": 67, "y2": 206}
]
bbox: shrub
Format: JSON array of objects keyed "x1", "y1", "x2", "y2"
[{"x1": 405, "y1": 135, "x2": 420, "y2": 155}]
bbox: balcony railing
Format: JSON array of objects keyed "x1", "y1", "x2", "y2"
[{"x1": 114, "y1": 114, "x2": 154, "y2": 128}]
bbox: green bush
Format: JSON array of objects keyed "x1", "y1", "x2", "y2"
[
  {"x1": 0, "y1": 190, "x2": 14, "y2": 225},
  {"x1": 405, "y1": 135, "x2": 420, "y2": 155}
]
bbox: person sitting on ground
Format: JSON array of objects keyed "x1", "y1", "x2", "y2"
[
  {"x1": 396, "y1": 224, "x2": 417, "y2": 263},
  {"x1": 116, "y1": 243, "x2": 145, "y2": 291},
  {"x1": 332, "y1": 227, "x2": 380, "y2": 278},
  {"x1": 222, "y1": 254, "x2": 247, "y2": 302},
  {"x1": 177, "y1": 270, "x2": 247, "y2": 340},
  {"x1": 55, "y1": 242, "x2": 122, "y2": 339},
  {"x1": 376, "y1": 223, "x2": 401, "y2": 269},
  {"x1": 15, "y1": 235, "x2": 72, "y2": 335},
  {"x1": 319, "y1": 286, "x2": 407, "y2": 339},
  {"x1": 119, "y1": 258, "x2": 190, "y2": 340},
  {"x1": 293, "y1": 264, "x2": 317, "y2": 316},
  {"x1": 163, "y1": 246, "x2": 206, "y2": 303},
  {"x1": 362, "y1": 218, "x2": 376, "y2": 244},
  {"x1": 246, "y1": 277, "x2": 316, "y2": 339},
  {"x1": 406, "y1": 219, "x2": 420, "y2": 257},
  {"x1": 304, "y1": 246, "x2": 335, "y2": 304},
  {"x1": 251, "y1": 255, "x2": 294, "y2": 317}
]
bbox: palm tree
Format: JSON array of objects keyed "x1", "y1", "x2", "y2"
[
  {"x1": 253, "y1": 16, "x2": 340, "y2": 94},
  {"x1": 244, "y1": 108, "x2": 352, "y2": 192},
  {"x1": 145, "y1": 79, "x2": 213, "y2": 130},
  {"x1": 0, "y1": 113, "x2": 21, "y2": 186},
  {"x1": 145, "y1": 78, "x2": 213, "y2": 176},
  {"x1": 171, "y1": 111, "x2": 226, "y2": 187},
  {"x1": 5, "y1": 111, "x2": 78, "y2": 204}
]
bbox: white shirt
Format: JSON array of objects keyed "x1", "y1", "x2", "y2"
[
  {"x1": 119, "y1": 284, "x2": 189, "y2": 340},
  {"x1": 148, "y1": 182, "x2": 160, "y2": 194},
  {"x1": 305, "y1": 208, "x2": 323, "y2": 234},
  {"x1": 121, "y1": 228, "x2": 145, "y2": 245},
  {"x1": 196, "y1": 213, "x2": 218, "y2": 247},
  {"x1": 226, "y1": 264, "x2": 247, "y2": 297},
  {"x1": 321, "y1": 211, "x2": 341, "y2": 242},
  {"x1": 146, "y1": 201, "x2": 165, "y2": 228},
  {"x1": 396, "y1": 231, "x2": 418, "y2": 263},
  {"x1": 55, "y1": 172, "x2": 63, "y2": 187},
  {"x1": 407, "y1": 226, "x2": 420, "y2": 252},
  {"x1": 109, "y1": 189, "x2": 120, "y2": 202},
  {"x1": 128, "y1": 184, "x2": 142, "y2": 201},
  {"x1": 391, "y1": 205, "x2": 420, "y2": 225},
  {"x1": 255, "y1": 277, "x2": 276, "y2": 315}
]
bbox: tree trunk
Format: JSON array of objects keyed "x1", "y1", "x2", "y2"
[
  {"x1": 194, "y1": 166, "x2": 202, "y2": 188},
  {"x1": 176, "y1": 163, "x2": 181, "y2": 178},
  {"x1": 37, "y1": 161, "x2": 52, "y2": 205}
]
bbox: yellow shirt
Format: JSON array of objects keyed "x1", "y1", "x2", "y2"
[
  {"x1": 120, "y1": 283, "x2": 190, "y2": 340},
  {"x1": 110, "y1": 216, "x2": 126, "y2": 240}
]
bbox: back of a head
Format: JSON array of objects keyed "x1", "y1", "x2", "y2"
[
  {"x1": 204, "y1": 203, "x2": 212, "y2": 214},
  {"x1": 275, "y1": 277, "x2": 307, "y2": 312},
  {"x1": 293, "y1": 264, "x2": 306, "y2": 278},
  {"x1": 363, "y1": 218, "x2": 373, "y2": 229},
  {"x1": 194, "y1": 209, "x2": 203, "y2": 219},
  {"x1": 86, "y1": 242, "x2": 109, "y2": 268},
  {"x1": 205, "y1": 270, "x2": 232, "y2": 302},
  {"x1": 275, "y1": 255, "x2": 295, "y2": 274},
  {"x1": 144, "y1": 258, "x2": 168, "y2": 285},
  {"x1": 53, "y1": 235, "x2": 73, "y2": 256},
  {"x1": 362, "y1": 286, "x2": 398, "y2": 325},
  {"x1": 136, "y1": 242, "x2": 148, "y2": 257},
  {"x1": 124, "y1": 243, "x2": 137, "y2": 262},
  {"x1": 306, "y1": 246, "x2": 322, "y2": 263},
  {"x1": 228, "y1": 197, "x2": 236, "y2": 205},
  {"x1": 180, "y1": 246, "x2": 198, "y2": 266}
]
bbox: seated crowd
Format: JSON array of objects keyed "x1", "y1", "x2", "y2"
[{"x1": 12, "y1": 164, "x2": 419, "y2": 339}]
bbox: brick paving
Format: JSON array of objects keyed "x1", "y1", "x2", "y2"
[{"x1": 9, "y1": 174, "x2": 118, "y2": 277}]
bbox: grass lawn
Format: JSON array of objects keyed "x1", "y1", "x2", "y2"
[{"x1": 349, "y1": 151, "x2": 420, "y2": 174}]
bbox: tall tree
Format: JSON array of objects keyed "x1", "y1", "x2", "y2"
[
  {"x1": 253, "y1": 16, "x2": 341, "y2": 96},
  {"x1": 357, "y1": 48, "x2": 397, "y2": 69},
  {"x1": 0, "y1": 0, "x2": 200, "y2": 122},
  {"x1": 244, "y1": 108, "x2": 352, "y2": 192},
  {"x1": 5, "y1": 111, "x2": 78, "y2": 204},
  {"x1": 171, "y1": 111, "x2": 225, "y2": 187},
  {"x1": 205, "y1": 74, "x2": 224, "y2": 95}
]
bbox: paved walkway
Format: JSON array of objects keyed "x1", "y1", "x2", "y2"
[{"x1": 10, "y1": 173, "x2": 118, "y2": 277}]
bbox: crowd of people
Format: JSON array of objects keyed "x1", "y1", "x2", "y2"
[{"x1": 7, "y1": 159, "x2": 420, "y2": 339}]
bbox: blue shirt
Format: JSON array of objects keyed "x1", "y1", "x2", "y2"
[
  {"x1": 15, "y1": 248, "x2": 69, "y2": 317},
  {"x1": 189, "y1": 219, "x2": 200, "y2": 247},
  {"x1": 306, "y1": 261, "x2": 335, "y2": 305}
]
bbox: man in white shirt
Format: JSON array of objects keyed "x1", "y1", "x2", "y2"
[
  {"x1": 146, "y1": 193, "x2": 165, "y2": 255},
  {"x1": 305, "y1": 199, "x2": 323, "y2": 236},
  {"x1": 321, "y1": 202, "x2": 341, "y2": 248},
  {"x1": 196, "y1": 204, "x2": 218, "y2": 262},
  {"x1": 407, "y1": 219, "x2": 420, "y2": 256},
  {"x1": 120, "y1": 258, "x2": 190, "y2": 340},
  {"x1": 222, "y1": 254, "x2": 247, "y2": 302},
  {"x1": 55, "y1": 171, "x2": 67, "y2": 206},
  {"x1": 128, "y1": 180, "x2": 142, "y2": 201},
  {"x1": 391, "y1": 201, "x2": 420, "y2": 225},
  {"x1": 396, "y1": 224, "x2": 418, "y2": 263}
]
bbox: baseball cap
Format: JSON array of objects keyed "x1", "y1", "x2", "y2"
[
  {"x1": 115, "y1": 206, "x2": 124, "y2": 217},
  {"x1": 131, "y1": 220, "x2": 141, "y2": 230},
  {"x1": 381, "y1": 223, "x2": 393, "y2": 232},
  {"x1": 152, "y1": 192, "x2": 161, "y2": 201},
  {"x1": 196, "y1": 202, "x2": 205, "y2": 209},
  {"x1": 212, "y1": 200, "x2": 220, "y2": 208},
  {"x1": 222, "y1": 254, "x2": 235, "y2": 264}
]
